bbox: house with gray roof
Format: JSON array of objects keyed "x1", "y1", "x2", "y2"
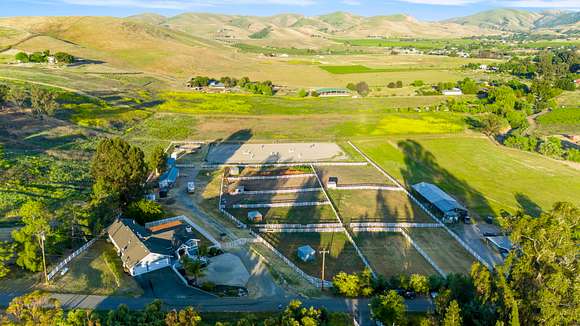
[
  {"x1": 107, "y1": 219, "x2": 173, "y2": 276},
  {"x1": 411, "y1": 182, "x2": 467, "y2": 223}
]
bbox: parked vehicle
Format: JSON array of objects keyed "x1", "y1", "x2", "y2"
[
  {"x1": 159, "y1": 187, "x2": 168, "y2": 198},
  {"x1": 187, "y1": 181, "x2": 195, "y2": 193}
]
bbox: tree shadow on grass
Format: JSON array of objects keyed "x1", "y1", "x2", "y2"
[
  {"x1": 397, "y1": 139, "x2": 494, "y2": 219},
  {"x1": 514, "y1": 192, "x2": 542, "y2": 217}
]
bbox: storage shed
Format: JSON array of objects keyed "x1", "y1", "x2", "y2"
[
  {"x1": 297, "y1": 245, "x2": 316, "y2": 262},
  {"x1": 411, "y1": 182, "x2": 467, "y2": 223},
  {"x1": 327, "y1": 177, "x2": 338, "y2": 189},
  {"x1": 247, "y1": 210, "x2": 263, "y2": 222}
]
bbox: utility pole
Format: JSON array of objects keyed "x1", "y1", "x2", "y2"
[
  {"x1": 319, "y1": 249, "x2": 329, "y2": 291},
  {"x1": 39, "y1": 231, "x2": 48, "y2": 284}
]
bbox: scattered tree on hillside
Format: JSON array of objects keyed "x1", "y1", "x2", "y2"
[
  {"x1": 15, "y1": 52, "x2": 29, "y2": 63},
  {"x1": 480, "y1": 113, "x2": 507, "y2": 136},
  {"x1": 7, "y1": 86, "x2": 28, "y2": 111},
  {"x1": 0, "y1": 84, "x2": 9, "y2": 109},
  {"x1": 29, "y1": 86, "x2": 57, "y2": 118},
  {"x1": 371, "y1": 290, "x2": 407, "y2": 326},
  {"x1": 346, "y1": 83, "x2": 356, "y2": 91},
  {"x1": 54, "y1": 52, "x2": 75, "y2": 64},
  {"x1": 538, "y1": 136, "x2": 563, "y2": 158},
  {"x1": 355, "y1": 81, "x2": 369, "y2": 96}
]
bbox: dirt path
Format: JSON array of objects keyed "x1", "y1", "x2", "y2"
[{"x1": 525, "y1": 109, "x2": 549, "y2": 135}]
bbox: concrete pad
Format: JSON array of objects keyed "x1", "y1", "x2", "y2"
[
  {"x1": 201, "y1": 253, "x2": 250, "y2": 287},
  {"x1": 207, "y1": 143, "x2": 348, "y2": 164}
]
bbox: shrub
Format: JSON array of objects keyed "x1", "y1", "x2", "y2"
[
  {"x1": 411, "y1": 80, "x2": 424, "y2": 87},
  {"x1": 538, "y1": 136, "x2": 564, "y2": 158},
  {"x1": 15, "y1": 52, "x2": 29, "y2": 63},
  {"x1": 396, "y1": 80, "x2": 403, "y2": 88},
  {"x1": 566, "y1": 149, "x2": 580, "y2": 162},
  {"x1": 297, "y1": 89, "x2": 308, "y2": 98},
  {"x1": 125, "y1": 199, "x2": 164, "y2": 224},
  {"x1": 355, "y1": 81, "x2": 369, "y2": 97}
]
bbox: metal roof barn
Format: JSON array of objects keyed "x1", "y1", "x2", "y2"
[{"x1": 412, "y1": 182, "x2": 467, "y2": 219}]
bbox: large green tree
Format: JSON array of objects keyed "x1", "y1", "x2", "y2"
[
  {"x1": 443, "y1": 300, "x2": 462, "y2": 326},
  {"x1": 91, "y1": 138, "x2": 147, "y2": 206},
  {"x1": 11, "y1": 201, "x2": 53, "y2": 272},
  {"x1": 148, "y1": 145, "x2": 167, "y2": 175},
  {"x1": 371, "y1": 290, "x2": 407, "y2": 326},
  {"x1": 29, "y1": 86, "x2": 57, "y2": 118}
]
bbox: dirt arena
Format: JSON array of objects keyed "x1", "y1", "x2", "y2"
[{"x1": 206, "y1": 143, "x2": 349, "y2": 164}]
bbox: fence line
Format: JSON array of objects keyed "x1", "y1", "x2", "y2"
[
  {"x1": 203, "y1": 162, "x2": 368, "y2": 169},
  {"x1": 231, "y1": 187, "x2": 322, "y2": 196},
  {"x1": 47, "y1": 237, "x2": 99, "y2": 281},
  {"x1": 347, "y1": 141, "x2": 492, "y2": 270},
  {"x1": 349, "y1": 222, "x2": 442, "y2": 228},
  {"x1": 227, "y1": 174, "x2": 316, "y2": 181},
  {"x1": 221, "y1": 238, "x2": 258, "y2": 249},
  {"x1": 258, "y1": 223, "x2": 344, "y2": 229},
  {"x1": 258, "y1": 227, "x2": 346, "y2": 233},
  {"x1": 351, "y1": 227, "x2": 402, "y2": 232},
  {"x1": 399, "y1": 229, "x2": 446, "y2": 277},
  {"x1": 219, "y1": 207, "x2": 248, "y2": 229},
  {"x1": 231, "y1": 201, "x2": 330, "y2": 209},
  {"x1": 145, "y1": 215, "x2": 221, "y2": 247},
  {"x1": 332, "y1": 185, "x2": 404, "y2": 191}
]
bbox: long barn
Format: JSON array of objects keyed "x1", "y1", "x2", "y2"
[{"x1": 411, "y1": 182, "x2": 467, "y2": 223}]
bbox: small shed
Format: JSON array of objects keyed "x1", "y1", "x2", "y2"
[
  {"x1": 229, "y1": 166, "x2": 240, "y2": 176},
  {"x1": 232, "y1": 185, "x2": 245, "y2": 195},
  {"x1": 297, "y1": 245, "x2": 316, "y2": 262},
  {"x1": 327, "y1": 177, "x2": 338, "y2": 189},
  {"x1": 247, "y1": 210, "x2": 263, "y2": 222}
]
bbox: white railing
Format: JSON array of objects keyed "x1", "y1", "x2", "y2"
[
  {"x1": 226, "y1": 173, "x2": 316, "y2": 181},
  {"x1": 333, "y1": 185, "x2": 404, "y2": 191},
  {"x1": 349, "y1": 222, "x2": 442, "y2": 228},
  {"x1": 47, "y1": 237, "x2": 99, "y2": 281},
  {"x1": 231, "y1": 187, "x2": 322, "y2": 195},
  {"x1": 347, "y1": 141, "x2": 492, "y2": 270},
  {"x1": 259, "y1": 223, "x2": 344, "y2": 229},
  {"x1": 221, "y1": 238, "x2": 258, "y2": 249},
  {"x1": 219, "y1": 207, "x2": 248, "y2": 229},
  {"x1": 203, "y1": 162, "x2": 368, "y2": 169},
  {"x1": 351, "y1": 227, "x2": 402, "y2": 232},
  {"x1": 258, "y1": 227, "x2": 346, "y2": 233},
  {"x1": 231, "y1": 201, "x2": 330, "y2": 209}
]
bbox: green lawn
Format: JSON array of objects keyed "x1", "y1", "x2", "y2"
[
  {"x1": 536, "y1": 107, "x2": 580, "y2": 135},
  {"x1": 355, "y1": 135, "x2": 580, "y2": 217}
]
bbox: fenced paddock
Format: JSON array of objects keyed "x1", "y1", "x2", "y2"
[
  {"x1": 315, "y1": 165, "x2": 399, "y2": 187},
  {"x1": 226, "y1": 205, "x2": 338, "y2": 225},
  {"x1": 207, "y1": 143, "x2": 349, "y2": 164}
]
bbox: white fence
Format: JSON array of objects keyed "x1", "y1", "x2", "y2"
[
  {"x1": 349, "y1": 222, "x2": 442, "y2": 228},
  {"x1": 47, "y1": 237, "x2": 99, "y2": 281},
  {"x1": 333, "y1": 185, "x2": 404, "y2": 191},
  {"x1": 250, "y1": 231, "x2": 332, "y2": 288},
  {"x1": 232, "y1": 187, "x2": 322, "y2": 196},
  {"x1": 203, "y1": 162, "x2": 368, "y2": 169},
  {"x1": 145, "y1": 215, "x2": 221, "y2": 247},
  {"x1": 399, "y1": 229, "x2": 446, "y2": 277},
  {"x1": 219, "y1": 207, "x2": 248, "y2": 229},
  {"x1": 347, "y1": 141, "x2": 492, "y2": 270},
  {"x1": 221, "y1": 238, "x2": 258, "y2": 249},
  {"x1": 227, "y1": 173, "x2": 316, "y2": 181},
  {"x1": 351, "y1": 227, "x2": 402, "y2": 232},
  {"x1": 231, "y1": 201, "x2": 330, "y2": 209},
  {"x1": 259, "y1": 223, "x2": 344, "y2": 229},
  {"x1": 258, "y1": 227, "x2": 346, "y2": 233}
]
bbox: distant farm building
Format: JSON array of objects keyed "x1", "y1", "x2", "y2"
[
  {"x1": 247, "y1": 210, "x2": 263, "y2": 222},
  {"x1": 297, "y1": 245, "x2": 316, "y2": 262},
  {"x1": 316, "y1": 88, "x2": 351, "y2": 97},
  {"x1": 412, "y1": 182, "x2": 467, "y2": 223},
  {"x1": 442, "y1": 88, "x2": 463, "y2": 96}
]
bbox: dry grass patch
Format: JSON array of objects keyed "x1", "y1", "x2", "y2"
[
  {"x1": 315, "y1": 165, "x2": 396, "y2": 186},
  {"x1": 228, "y1": 205, "x2": 338, "y2": 225}
]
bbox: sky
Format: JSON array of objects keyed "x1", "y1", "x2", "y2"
[{"x1": 2, "y1": 0, "x2": 579, "y2": 21}]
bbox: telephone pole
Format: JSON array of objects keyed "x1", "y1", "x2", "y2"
[
  {"x1": 319, "y1": 249, "x2": 329, "y2": 290},
  {"x1": 39, "y1": 231, "x2": 48, "y2": 284}
]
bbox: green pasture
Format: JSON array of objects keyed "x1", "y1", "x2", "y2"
[
  {"x1": 536, "y1": 107, "x2": 580, "y2": 135},
  {"x1": 355, "y1": 135, "x2": 580, "y2": 218}
]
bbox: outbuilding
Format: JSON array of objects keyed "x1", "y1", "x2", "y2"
[
  {"x1": 411, "y1": 182, "x2": 467, "y2": 223},
  {"x1": 316, "y1": 88, "x2": 351, "y2": 97},
  {"x1": 327, "y1": 177, "x2": 338, "y2": 189},
  {"x1": 247, "y1": 210, "x2": 263, "y2": 222},
  {"x1": 442, "y1": 88, "x2": 463, "y2": 96},
  {"x1": 159, "y1": 166, "x2": 179, "y2": 189},
  {"x1": 297, "y1": 245, "x2": 316, "y2": 262},
  {"x1": 229, "y1": 166, "x2": 240, "y2": 176}
]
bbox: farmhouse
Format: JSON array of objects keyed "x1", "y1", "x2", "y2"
[
  {"x1": 297, "y1": 245, "x2": 316, "y2": 262},
  {"x1": 316, "y1": 88, "x2": 351, "y2": 97},
  {"x1": 442, "y1": 88, "x2": 463, "y2": 96},
  {"x1": 107, "y1": 218, "x2": 203, "y2": 276},
  {"x1": 107, "y1": 219, "x2": 173, "y2": 276},
  {"x1": 412, "y1": 182, "x2": 467, "y2": 223}
]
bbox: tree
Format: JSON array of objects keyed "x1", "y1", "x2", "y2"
[
  {"x1": 530, "y1": 78, "x2": 556, "y2": 112},
  {"x1": 54, "y1": 52, "x2": 75, "y2": 64},
  {"x1": 148, "y1": 145, "x2": 167, "y2": 175},
  {"x1": 332, "y1": 270, "x2": 375, "y2": 297},
  {"x1": 458, "y1": 78, "x2": 478, "y2": 94},
  {"x1": 125, "y1": 199, "x2": 164, "y2": 224},
  {"x1": 566, "y1": 148, "x2": 580, "y2": 162},
  {"x1": 7, "y1": 86, "x2": 28, "y2": 111},
  {"x1": 470, "y1": 263, "x2": 493, "y2": 304},
  {"x1": 11, "y1": 201, "x2": 53, "y2": 272},
  {"x1": 371, "y1": 290, "x2": 407, "y2": 326},
  {"x1": 409, "y1": 274, "x2": 430, "y2": 295},
  {"x1": 298, "y1": 89, "x2": 308, "y2": 97},
  {"x1": 1, "y1": 291, "x2": 63, "y2": 325},
  {"x1": 29, "y1": 51, "x2": 48, "y2": 63},
  {"x1": 15, "y1": 52, "x2": 29, "y2": 63},
  {"x1": 346, "y1": 83, "x2": 356, "y2": 91},
  {"x1": 396, "y1": 80, "x2": 403, "y2": 88},
  {"x1": 538, "y1": 136, "x2": 563, "y2": 158},
  {"x1": 0, "y1": 84, "x2": 8, "y2": 109},
  {"x1": 29, "y1": 86, "x2": 57, "y2": 118},
  {"x1": 165, "y1": 307, "x2": 202, "y2": 326},
  {"x1": 480, "y1": 113, "x2": 507, "y2": 136},
  {"x1": 355, "y1": 81, "x2": 369, "y2": 96},
  {"x1": 181, "y1": 256, "x2": 205, "y2": 285},
  {"x1": 91, "y1": 138, "x2": 148, "y2": 206},
  {"x1": 280, "y1": 300, "x2": 324, "y2": 326},
  {"x1": 411, "y1": 80, "x2": 424, "y2": 87},
  {"x1": 0, "y1": 241, "x2": 15, "y2": 278},
  {"x1": 238, "y1": 76, "x2": 250, "y2": 88},
  {"x1": 387, "y1": 82, "x2": 396, "y2": 88},
  {"x1": 443, "y1": 300, "x2": 462, "y2": 326}
]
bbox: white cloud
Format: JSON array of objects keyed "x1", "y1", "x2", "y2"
[
  {"x1": 57, "y1": 0, "x2": 315, "y2": 9},
  {"x1": 342, "y1": 0, "x2": 361, "y2": 5}
]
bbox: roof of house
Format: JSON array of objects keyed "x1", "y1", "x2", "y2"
[
  {"x1": 412, "y1": 182, "x2": 466, "y2": 214},
  {"x1": 107, "y1": 219, "x2": 173, "y2": 270}
]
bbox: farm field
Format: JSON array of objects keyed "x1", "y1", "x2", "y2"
[
  {"x1": 260, "y1": 232, "x2": 365, "y2": 279},
  {"x1": 406, "y1": 228, "x2": 477, "y2": 275},
  {"x1": 319, "y1": 64, "x2": 456, "y2": 74},
  {"x1": 536, "y1": 107, "x2": 580, "y2": 135},
  {"x1": 315, "y1": 165, "x2": 397, "y2": 186},
  {"x1": 328, "y1": 189, "x2": 433, "y2": 224},
  {"x1": 227, "y1": 206, "x2": 338, "y2": 225},
  {"x1": 355, "y1": 135, "x2": 580, "y2": 217},
  {"x1": 354, "y1": 232, "x2": 437, "y2": 277}
]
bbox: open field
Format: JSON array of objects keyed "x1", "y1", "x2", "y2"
[
  {"x1": 42, "y1": 241, "x2": 144, "y2": 296},
  {"x1": 354, "y1": 232, "x2": 436, "y2": 277},
  {"x1": 227, "y1": 206, "x2": 338, "y2": 224},
  {"x1": 223, "y1": 190, "x2": 327, "y2": 207},
  {"x1": 355, "y1": 135, "x2": 580, "y2": 217},
  {"x1": 536, "y1": 107, "x2": 580, "y2": 135},
  {"x1": 328, "y1": 189, "x2": 433, "y2": 224},
  {"x1": 315, "y1": 165, "x2": 397, "y2": 186},
  {"x1": 320, "y1": 64, "x2": 458, "y2": 74},
  {"x1": 406, "y1": 228, "x2": 477, "y2": 275},
  {"x1": 260, "y1": 232, "x2": 365, "y2": 279}
]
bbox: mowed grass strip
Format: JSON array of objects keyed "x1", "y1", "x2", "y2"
[
  {"x1": 354, "y1": 232, "x2": 436, "y2": 277},
  {"x1": 228, "y1": 205, "x2": 338, "y2": 225},
  {"x1": 328, "y1": 189, "x2": 433, "y2": 224},
  {"x1": 407, "y1": 228, "x2": 476, "y2": 275},
  {"x1": 355, "y1": 135, "x2": 580, "y2": 217},
  {"x1": 260, "y1": 232, "x2": 365, "y2": 279}
]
